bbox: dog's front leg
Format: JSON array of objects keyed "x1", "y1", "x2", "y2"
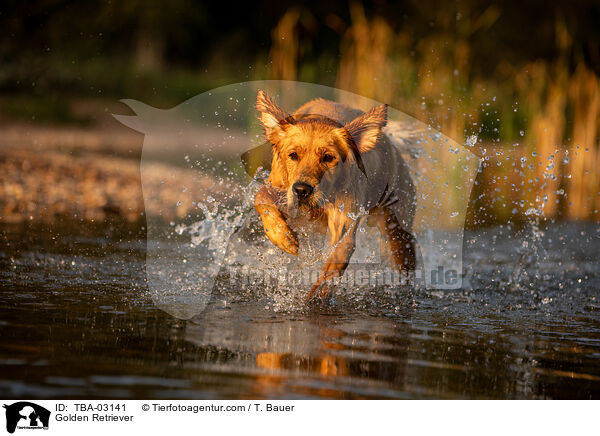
[
  {"x1": 307, "y1": 219, "x2": 358, "y2": 300},
  {"x1": 255, "y1": 184, "x2": 299, "y2": 256}
]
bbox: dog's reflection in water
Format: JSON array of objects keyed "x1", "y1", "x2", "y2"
[{"x1": 251, "y1": 323, "x2": 410, "y2": 398}]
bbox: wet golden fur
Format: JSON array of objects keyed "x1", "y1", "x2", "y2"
[{"x1": 254, "y1": 90, "x2": 416, "y2": 300}]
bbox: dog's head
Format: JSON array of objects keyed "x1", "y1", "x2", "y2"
[{"x1": 256, "y1": 90, "x2": 387, "y2": 213}]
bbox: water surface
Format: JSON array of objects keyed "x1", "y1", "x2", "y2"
[{"x1": 1, "y1": 221, "x2": 599, "y2": 399}]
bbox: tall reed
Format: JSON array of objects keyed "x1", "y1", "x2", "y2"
[{"x1": 267, "y1": 6, "x2": 600, "y2": 225}]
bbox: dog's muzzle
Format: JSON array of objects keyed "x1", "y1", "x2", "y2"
[{"x1": 292, "y1": 182, "x2": 314, "y2": 201}]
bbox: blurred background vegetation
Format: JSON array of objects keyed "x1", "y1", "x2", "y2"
[{"x1": 1, "y1": 0, "x2": 600, "y2": 226}]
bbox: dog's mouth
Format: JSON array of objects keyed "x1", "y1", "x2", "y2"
[{"x1": 286, "y1": 183, "x2": 325, "y2": 218}]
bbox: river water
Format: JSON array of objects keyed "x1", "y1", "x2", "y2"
[{"x1": 1, "y1": 220, "x2": 599, "y2": 399}]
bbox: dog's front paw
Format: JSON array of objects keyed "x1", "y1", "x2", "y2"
[
  {"x1": 306, "y1": 285, "x2": 336, "y2": 308},
  {"x1": 255, "y1": 184, "x2": 299, "y2": 256},
  {"x1": 273, "y1": 229, "x2": 299, "y2": 256},
  {"x1": 306, "y1": 278, "x2": 337, "y2": 302},
  {"x1": 263, "y1": 218, "x2": 299, "y2": 256}
]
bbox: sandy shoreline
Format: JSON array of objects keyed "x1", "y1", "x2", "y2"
[{"x1": 0, "y1": 124, "x2": 231, "y2": 223}]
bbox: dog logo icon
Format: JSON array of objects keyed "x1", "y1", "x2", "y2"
[{"x1": 3, "y1": 402, "x2": 50, "y2": 433}]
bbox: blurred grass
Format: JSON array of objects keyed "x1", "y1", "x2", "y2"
[
  {"x1": 268, "y1": 4, "x2": 600, "y2": 226},
  {"x1": 1, "y1": 2, "x2": 599, "y2": 226},
  {"x1": 0, "y1": 94, "x2": 77, "y2": 124},
  {"x1": 0, "y1": 56, "x2": 247, "y2": 122}
]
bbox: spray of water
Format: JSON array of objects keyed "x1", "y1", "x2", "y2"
[{"x1": 114, "y1": 81, "x2": 480, "y2": 318}]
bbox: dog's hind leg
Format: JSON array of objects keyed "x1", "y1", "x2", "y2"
[
  {"x1": 307, "y1": 219, "x2": 358, "y2": 300},
  {"x1": 375, "y1": 207, "x2": 416, "y2": 272},
  {"x1": 255, "y1": 185, "x2": 299, "y2": 255}
]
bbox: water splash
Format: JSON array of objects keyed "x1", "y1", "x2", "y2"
[
  {"x1": 176, "y1": 199, "x2": 246, "y2": 252},
  {"x1": 114, "y1": 81, "x2": 479, "y2": 318},
  {"x1": 508, "y1": 180, "x2": 551, "y2": 292}
]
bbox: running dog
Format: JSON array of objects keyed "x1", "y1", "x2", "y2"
[{"x1": 253, "y1": 90, "x2": 416, "y2": 300}]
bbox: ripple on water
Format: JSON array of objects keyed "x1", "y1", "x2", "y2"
[{"x1": 0, "y1": 221, "x2": 599, "y2": 399}]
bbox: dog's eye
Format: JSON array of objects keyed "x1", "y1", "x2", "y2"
[
  {"x1": 289, "y1": 152, "x2": 299, "y2": 161},
  {"x1": 322, "y1": 154, "x2": 335, "y2": 163}
]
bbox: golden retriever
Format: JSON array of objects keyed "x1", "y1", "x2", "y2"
[{"x1": 253, "y1": 90, "x2": 416, "y2": 300}]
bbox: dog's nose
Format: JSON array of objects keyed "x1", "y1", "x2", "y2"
[{"x1": 292, "y1": 182, "x2": 313, "y2": 200}]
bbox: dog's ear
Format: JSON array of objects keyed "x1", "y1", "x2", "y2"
[
  {"x1": 343, "y1": 104, "x2": 388, "y2": 154},
  {"x1": 256, "y1": 90, "x2": 294, "y2": 144}
]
